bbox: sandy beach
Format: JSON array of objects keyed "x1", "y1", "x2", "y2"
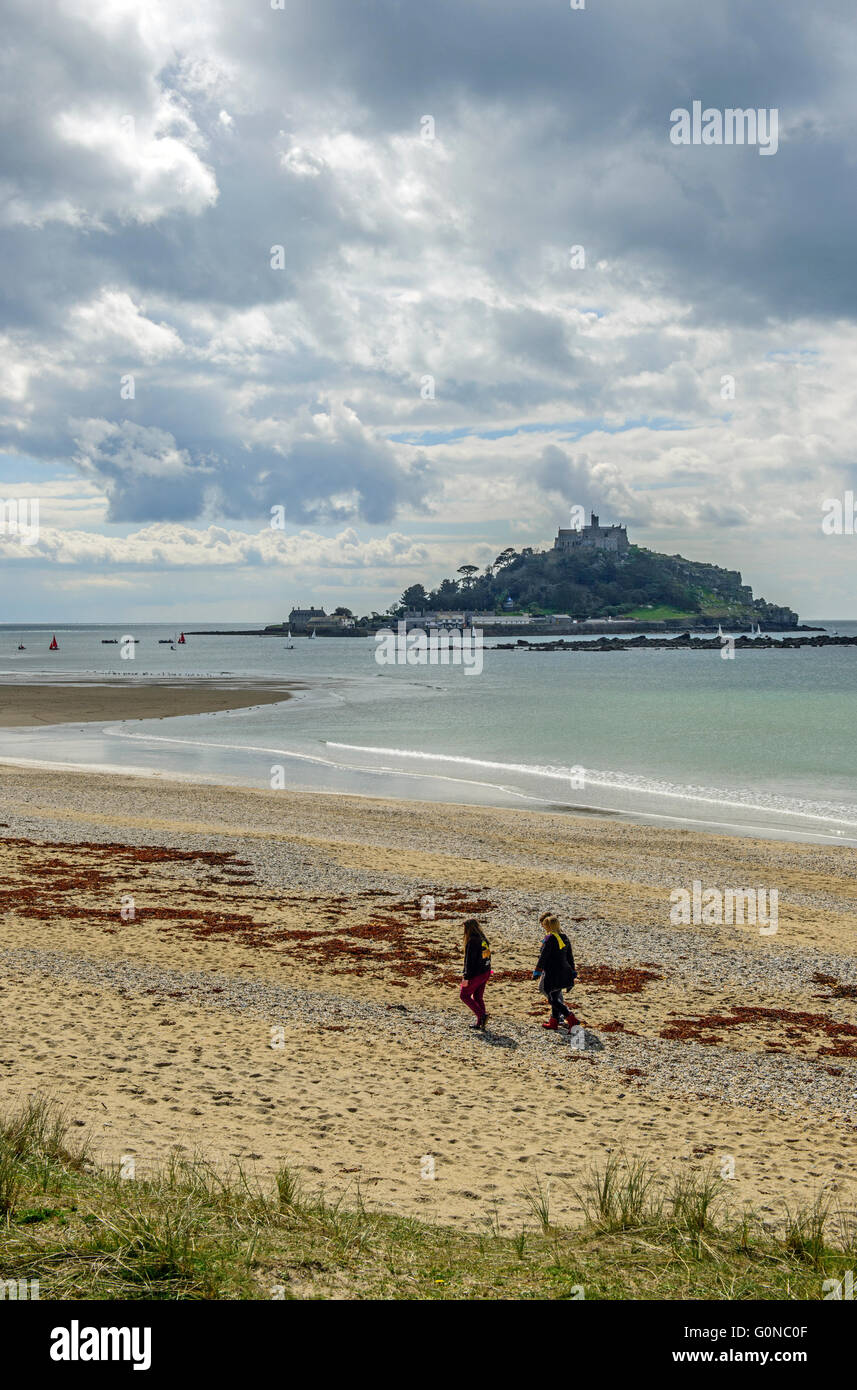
[
  {"x1": 0, "y1": 746, "x2": 854, "y2": 1235},
  {"x1": 0, "y1": 680, "x2": 300, "y2": 727}
]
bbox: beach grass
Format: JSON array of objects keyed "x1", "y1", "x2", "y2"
[{"x1": 0, "y1": 1098, "x2": 853, "y2": 1301}]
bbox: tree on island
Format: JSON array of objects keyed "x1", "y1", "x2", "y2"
[
  {"x1": 400, "y1": 584, "x2": 429, "y2": 612},
  {"x1": 433, "y1": 578, "x2": 460, "y2": 607}
]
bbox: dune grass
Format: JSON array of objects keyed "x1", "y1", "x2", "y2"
[{"x1": 0, "y1": 1098, "x2": 853, "y2": 1300}]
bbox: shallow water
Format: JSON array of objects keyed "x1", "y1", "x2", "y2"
[{"x1": 0, "y1": 620, "x2": 855, "y2": 845}]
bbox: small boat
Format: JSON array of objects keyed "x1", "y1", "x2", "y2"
[
  {"x1": 49, "y1": 634, "x2": 58, "y2": 651},
  {"x1": 178, "y1": 632, "x2": 186, "y2": 644},
  {"x1": 284, "y1": 627, "x2": 294, "y2": 649},
  {"x1": 716, "y1": 623, "x2": 723, "y2": 639},
  {"x1": 17, "y1": 643, "x2": 25, "y2": 651},
  {"x1": 308, "y1": 629, "x2": 316, "y2": 640}
]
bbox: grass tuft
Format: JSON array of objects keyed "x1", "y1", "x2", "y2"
[
  {"x1": 783, "y1": 1194, "x2": 831, "y2": 1268},
  {"x1": 0, "y1": 1095, "x2": 90, "y2": 1170},
  {"x1": 519, "y1": 1172, "x2": 552, "y2": 1231},
  {"x1": 578, "y1": 1152, "x2": 661, "y2": 1231}
]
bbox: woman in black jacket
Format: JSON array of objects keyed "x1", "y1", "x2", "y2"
[
  {"x1": 459, "y1": 917, "x2": 492, "y2": 1030},
  {"x1": 533, "y1": 912, "x2": 581, "y2": 1031}
]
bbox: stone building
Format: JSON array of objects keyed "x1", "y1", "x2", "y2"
[
  {"x1": 554, "y1": 512, "x2": 629, "y2": 556},
  {"x1": 289, "y1": 606, "x2": 326, "y2": 632}
]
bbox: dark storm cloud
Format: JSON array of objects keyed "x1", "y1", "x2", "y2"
[
  {"x1": 225, "y1": 0, "x2": 857, "y2": 320},
  {"x1": 1, "y1": 0, "x2": 856, "y2": 530}
]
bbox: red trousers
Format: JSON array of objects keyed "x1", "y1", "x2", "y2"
[{"x1": 460, "y1": 970, "x2": 490, "y2": 1021}]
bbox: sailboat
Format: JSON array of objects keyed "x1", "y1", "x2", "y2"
[
  {"x1": 49, "y1": 634, "x2": 58, "y2": 650},
  {"x1": 17, "y1": 643, "x2": 25, "y2": 651},
  {"x1": 284, "y1": 627, "x2": 294, "y2": 649},
  {"x1": 716, "y1": 623, "x2": 723, "y2": 639},
  {"x1": 308, "y1": 629, "x2": 316, "y2": 640},
  {"x1": 178, "y1": 632, "x2": 186, "y2": 644}
]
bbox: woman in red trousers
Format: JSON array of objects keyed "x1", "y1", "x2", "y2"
[{"x1": 459, "y1": 917, "x2": 492, "y2": 1031}]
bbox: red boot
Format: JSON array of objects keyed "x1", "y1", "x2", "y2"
[{"x1": 542, "y1": 1017, "x2": 559, "y2": 1030}]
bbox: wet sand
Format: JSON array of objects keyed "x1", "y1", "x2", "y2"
[{"x1": 0, "y1": 680, "x2": 300, "y2": 727}]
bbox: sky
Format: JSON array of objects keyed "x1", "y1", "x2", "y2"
[{"x1": 1, "y1": 0, "x2": 856, "y2": 622}]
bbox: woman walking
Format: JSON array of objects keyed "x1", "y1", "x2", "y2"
[
  {"x1": 533, "y1": 911, "x2": 581, "y2": 1031},
  {"x1": 459, "y1": 917, "x2": 492, "y2": 1030}
]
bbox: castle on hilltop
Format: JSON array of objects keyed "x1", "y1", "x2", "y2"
[{"x1": 554, "y1": 512, "x2": 629, "y2": 556}]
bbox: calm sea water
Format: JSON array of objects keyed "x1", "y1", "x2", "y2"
[{"x1": 0, "y1": 620, "x2": 855, "y2": 845}]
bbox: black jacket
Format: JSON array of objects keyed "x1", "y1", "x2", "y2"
[
  {"x1": 535, "y1": 932, "x2": 576, "y2": 992},
  {"x1": 463, "y1": 931, "x2": 491, "y2": 980}
]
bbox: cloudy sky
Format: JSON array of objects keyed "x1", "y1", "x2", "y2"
[{"x1": 1, "y1": 0, "x2": 856, "y2": 622}]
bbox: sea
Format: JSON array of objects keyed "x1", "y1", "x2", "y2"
[{"x1": 0, "y1": 620, "x2": 855, "y2": 846}]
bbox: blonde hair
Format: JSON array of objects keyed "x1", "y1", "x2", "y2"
[{"x1": 541, "y1": 913, "x2": 560, "y2": 932}]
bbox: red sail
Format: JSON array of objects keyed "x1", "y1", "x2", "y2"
[
  {"x1": 49, "y1": 635, "x2": 58, "y2": 650},
  {"x1": 178, "y1": 633, "x2": 186, "y2": 643}
]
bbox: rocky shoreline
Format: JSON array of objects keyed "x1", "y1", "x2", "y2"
[{"x1": 493, "y1": 632, "x2": 857, "y2": 652}]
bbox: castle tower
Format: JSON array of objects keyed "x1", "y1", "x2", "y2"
[{"x1": 554, "y1": 513, "x2": 629, "y2": 556}]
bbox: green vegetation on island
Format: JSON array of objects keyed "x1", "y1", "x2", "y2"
[{"x1": 398, "y1": 544, "x2": 798, "y2": 626}]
